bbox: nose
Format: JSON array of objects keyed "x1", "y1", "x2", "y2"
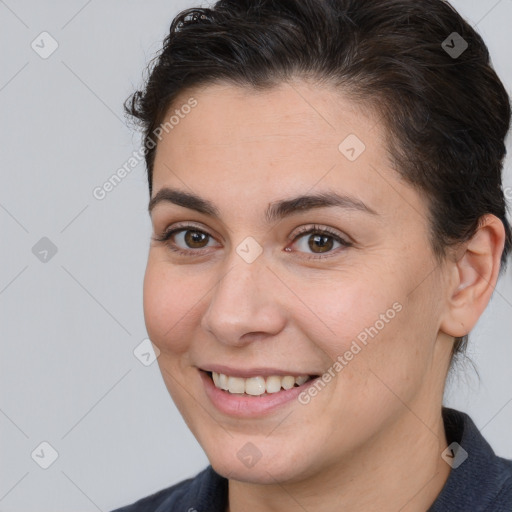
[{"x1": 200, "y1": 254, "x2": 287, "y2": 347}]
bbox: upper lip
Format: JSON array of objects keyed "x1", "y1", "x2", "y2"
[{"x1": 198, "y1": 364, "x2": 320, "y2": 378}]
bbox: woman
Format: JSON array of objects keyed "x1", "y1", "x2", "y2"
[{"x1": 113, "y1": 0, "x2": 512, "y2": 510}]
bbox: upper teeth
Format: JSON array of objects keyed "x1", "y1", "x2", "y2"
[{"x1": 211, "y1": 372, "x2": 311, "y2": 395}]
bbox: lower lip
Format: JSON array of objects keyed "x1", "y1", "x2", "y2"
[{"x1": 200, "y1": 370, "x2": 318, "y2": 418}]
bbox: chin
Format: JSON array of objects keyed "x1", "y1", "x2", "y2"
[
  {"x1": 205, "y1": 439, "x2": 314, "y2": 485},
  {"x1": 210, "y1": 458, "x2": 300, "y2": 485}
]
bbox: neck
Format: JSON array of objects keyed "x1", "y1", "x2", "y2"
[{"x1": 227, "y1": 407, "x2": 451, "y2": 512}]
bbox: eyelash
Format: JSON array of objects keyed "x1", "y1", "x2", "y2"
[{"x1": 152, "y1": 223, "x2": 352, "y2": 260}]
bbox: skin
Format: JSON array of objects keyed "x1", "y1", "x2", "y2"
[{"x1": 143, "y1": 80, "x2": 505, "y2": 512}]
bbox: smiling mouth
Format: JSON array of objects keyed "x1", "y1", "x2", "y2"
[{"x1": 204, "y1": 370, "x2": 320, "y2": 396}]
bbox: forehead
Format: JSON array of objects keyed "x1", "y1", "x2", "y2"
[
  {"x1": 151, "y1": 80, "x2": 426, "y2": 224},
  {"x1": 157, "y1": 80, "x2": 377, "y2": 152}
]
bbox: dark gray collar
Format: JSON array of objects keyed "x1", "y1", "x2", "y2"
[{"x1": 428, "y1": 407, "x2": 512, "y2": 511}]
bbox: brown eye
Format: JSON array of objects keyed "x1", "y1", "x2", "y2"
[
  {"x1": 307, "y1": 233, "x2": 335, "y2": 253},
  {"x1": 183, "y1": 230, "x2": 210, "y2": 249},
  {"x1": 153, "y1": 225, "x2": 220, "y2": 255},
  {"x1": 289, "y1": 225, "x2": 352, "y2": 259}
]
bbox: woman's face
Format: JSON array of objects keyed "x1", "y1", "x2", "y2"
[{"x1": 144, "y1": 81, "x2": 453, "y2": 484}]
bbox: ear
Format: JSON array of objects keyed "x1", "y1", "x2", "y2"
[{"x1": 440, "y1": 214, "x2": 506, "y2": 338}]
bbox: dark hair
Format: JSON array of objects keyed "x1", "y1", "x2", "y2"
[{"x1": 125, "y1": 0, "x2": 511, "y2": 359}]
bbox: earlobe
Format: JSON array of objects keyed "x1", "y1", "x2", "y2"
[{"x1": 440, "y1": 214, "x2": 505, "y2": 338}]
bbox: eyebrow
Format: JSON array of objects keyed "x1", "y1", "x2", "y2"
[{"x1": 148, "y1": 187, "x2": 378, "y2": 223}]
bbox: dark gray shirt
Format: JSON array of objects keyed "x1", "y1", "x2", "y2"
[{"x1": 112, "y1": 408, "x2": 512, "y2": 511}]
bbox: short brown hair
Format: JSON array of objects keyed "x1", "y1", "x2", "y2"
[{"x1": 125, "y1": 0, "x2": 511, "y2": 358}]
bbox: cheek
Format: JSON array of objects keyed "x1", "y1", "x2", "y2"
[
  {"x1": 289, "y1": 272, "x2": 403, "y2": 357},
  {"x1": 289, "y1": 266, "x2": 433, "y2": 401},
  {"x1": 142, "y1": 256, "x2": 202, "y2": 354}
]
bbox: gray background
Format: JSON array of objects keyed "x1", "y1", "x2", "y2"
[{"x1": 0, "y1": 1, "x2": 511, "y2": 510}]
